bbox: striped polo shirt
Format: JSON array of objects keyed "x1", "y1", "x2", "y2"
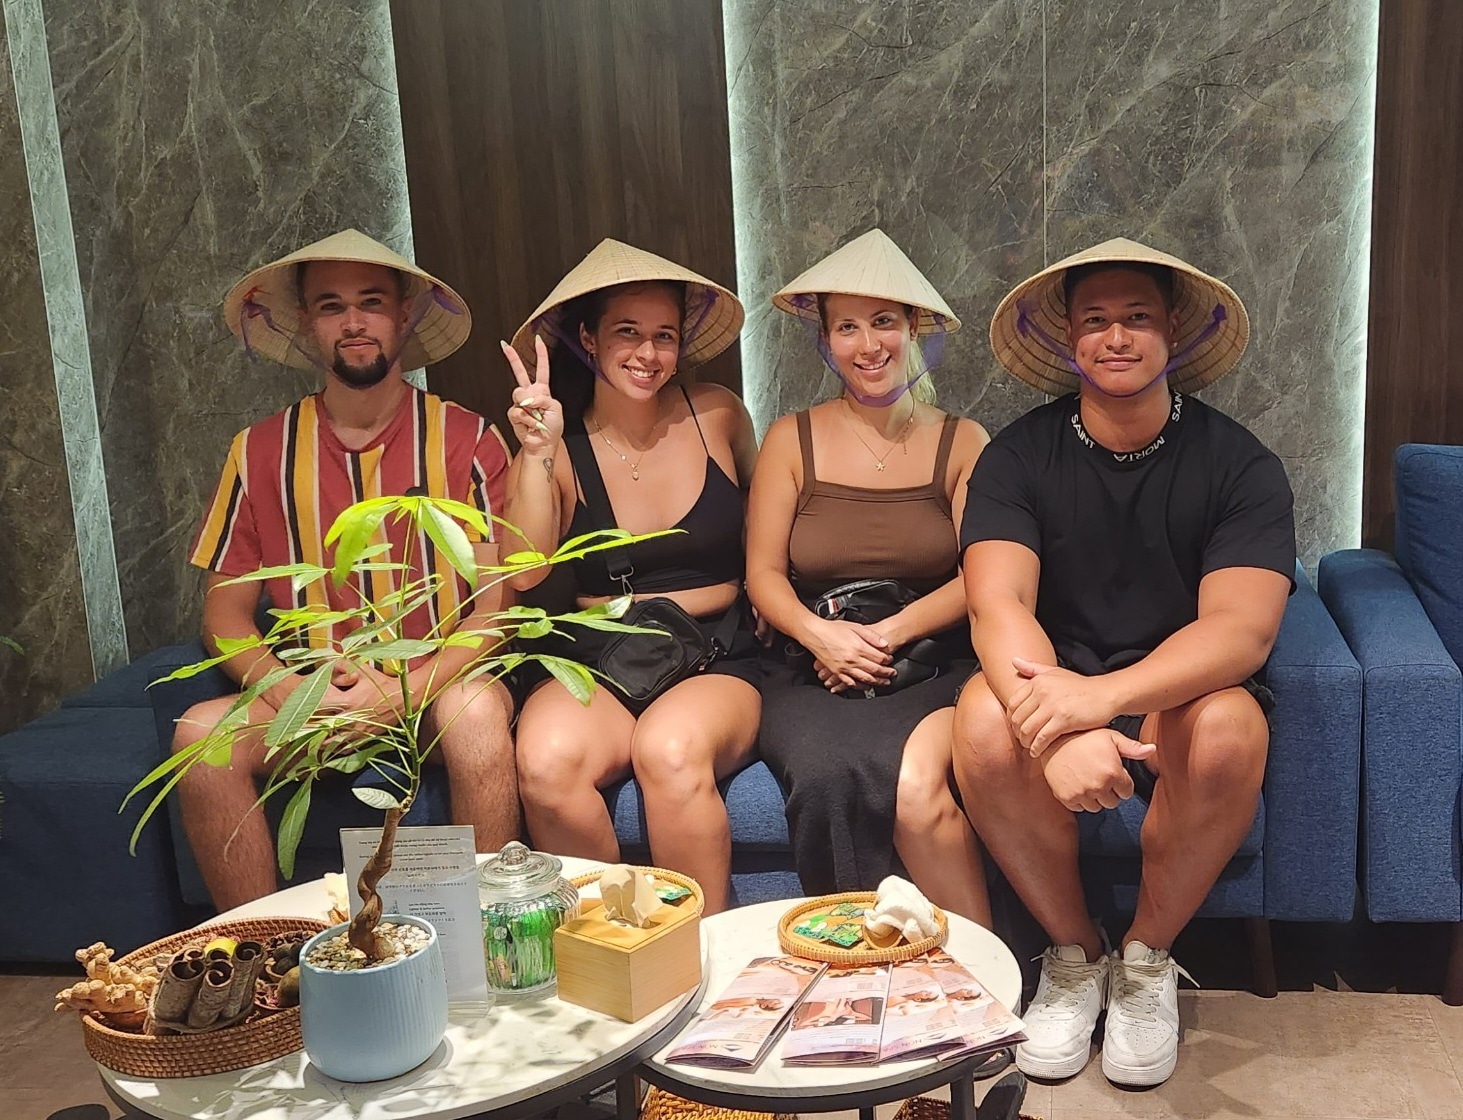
[{"x1": 189, "y1": 386, "x2": 510, "y2": 646}]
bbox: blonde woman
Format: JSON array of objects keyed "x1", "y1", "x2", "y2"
[
  {"x1": 500, "y1": 240, "x2": 760, "y2": 914},
  {"x1": 746, "y1": 230, "x2": 992, "y2": 924}
]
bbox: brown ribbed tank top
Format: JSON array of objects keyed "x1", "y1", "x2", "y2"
[{"x1": 788, "y1": 409, "x2": 961, "y2": 598}]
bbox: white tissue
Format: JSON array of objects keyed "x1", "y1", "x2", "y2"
[
  {"x1": 863, "y1": 875, "x2": 940, "y2": 942},
  {"x1": 599, "y1": 865, "x2": 659, "y2": 928}
]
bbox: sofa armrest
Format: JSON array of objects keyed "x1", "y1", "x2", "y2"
[
  {"x1": 1259, "y1": 565, "x2": 1363, "y2": 921},
  {"x1": 1318, "y1": 548, "x2": 1463, "y2": 921}
]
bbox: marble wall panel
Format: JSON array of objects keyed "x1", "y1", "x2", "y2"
[
  {"x1": 726, "y1": 0, "x2": 1048, "y2": 436},
  {"x1": 729, "y1": 0, "x2": 1375, "y2": 564},
  {"x1": 43, "y1": 0, "x2": 412, "y2": 655},
  {"x1": 1043, "y1": 0, "x2": 1376, "y2": 563},
  {"x1": 0, "y1": 15, "x2": 94, "y2": 733}
]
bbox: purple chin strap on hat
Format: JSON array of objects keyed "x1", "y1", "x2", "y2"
[
  {"x1": 788, "y1": 292, "x2": 951, "y2": 408},
  {"x1": 237, "y1": 280, "x2": 463, "y2": 371},
  {"x1": 1014, "y1": 296, "x2": 1228, "y2": 398},
  {"x1": 533, "y1": 283, "x2": 722, "y2": 381}
]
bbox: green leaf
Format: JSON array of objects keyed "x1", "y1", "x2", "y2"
[
  {"x1": 515, "y1": 618, "x2": 554, "y2": 640},
  {"x1": 353, "y1": 786, "x2": 403, "y2": 811},
  {"x1": 540, "y1": 656, "x2": 597, "y2": 705},
  {"x1": 276, "y1": 781, "x2": 313, "y2": 879},
  {"x1": 264, "y1": 665, "x2": 333, "y2": 748},
  {"x1": 421, "y1": 501, "x2": 476, "y2": 584},
  {"x1": 501, "y1": 550, "x2": 548, "y2": 567},
  {"x1": 351, "y1": 638, "x2": 437, "y2": 662},
  {"x1": 327, "y1": 504, "x2": 392, "y2": 584},
  {"x1": 323, "y1": 751, "x2": 372, "y2": 774}
]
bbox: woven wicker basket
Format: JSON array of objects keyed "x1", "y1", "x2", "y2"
[
  {"x1": 777, "y1": 892, "x2": 947, "y2": 965},
  {"x1": 891, "y1": 1097, "x2": 1043, "y2": 1120},
  {"x1": 570, "y1": 866, "x2": 706, "y2": 917},
  {"x1": 80, "y1": 916, "x2": 326, "y2": 1079},
  {"x1": 641, "y1": 1085, "x2": 796, "y2": 1120}
]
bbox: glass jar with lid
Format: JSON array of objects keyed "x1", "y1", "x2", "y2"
[{"x1": 478, "y1": 841, "x2": 580, "y2": 995}]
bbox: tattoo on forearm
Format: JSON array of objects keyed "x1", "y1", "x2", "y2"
[{"x1": 542, "y1": 456, "x2": 554, "y2": 481}]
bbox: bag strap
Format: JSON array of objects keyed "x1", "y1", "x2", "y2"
[{"x1": 564, "y1": 425, "x2": 634, "y2": 588}]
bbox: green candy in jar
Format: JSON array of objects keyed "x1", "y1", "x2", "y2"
[{"x1": 478, "y1": 841, "x2": 580, "y2": 995}]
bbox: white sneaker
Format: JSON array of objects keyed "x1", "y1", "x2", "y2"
[
  {"x1": 1101, "y1": 940, "x2": 1194, "y2": 1087},
  {"x1": 1014, "y1": 944, "x2": 1108, "y2": 1080}
]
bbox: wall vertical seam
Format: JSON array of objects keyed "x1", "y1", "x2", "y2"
[{"x1": 4, "y1": 0, "x2": 128, "y2": 678}]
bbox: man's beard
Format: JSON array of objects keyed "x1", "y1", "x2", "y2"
[{"x1": 331, "y1": 346, "x2": 391, "y2": 388}]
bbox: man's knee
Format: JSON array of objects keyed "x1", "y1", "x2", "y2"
[
  {"x1": 434, "y1": 681, "x2": 513, "y2": 755},
  {"x1": 953, "y1": 675, "x2": 1018, "y2": 776},
  {"x1": 172, "y1": 696, "x2": 237, "y2": 753},
  {"x1": 1162, "y1": 687, "x2": 1268, "y2": 791}
]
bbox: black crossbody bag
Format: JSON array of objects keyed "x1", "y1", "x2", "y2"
[{"x1": 565, "y1": 428, "x2": 742, "y2": 709}]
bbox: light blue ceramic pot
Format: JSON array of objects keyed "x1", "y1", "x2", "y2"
[{"x1": 299, "y1": 914, "x2": 448, "y2": 1082}]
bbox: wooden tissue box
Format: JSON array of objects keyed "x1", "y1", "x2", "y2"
[{"x1": 554, "y1": 896, "x2": 701, "y2": 1022}]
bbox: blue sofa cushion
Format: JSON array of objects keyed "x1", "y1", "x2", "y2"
[
  {"x1": 61, "y1": 643, "x2": 203, "y2": 710},
  {"x1": 1395, "y1": 444, "x2": 1463, "y2": 666},
  {"x1": 606, "y1": 761, "x2": 790, "y2": 849},
  {"x1": 0, "y1": 706, "x2": 192, "y2": 959}
]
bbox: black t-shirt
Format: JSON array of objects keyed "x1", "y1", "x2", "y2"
[{"x1": 959, "y1": 392, "x2": 1295, "y2": 676}]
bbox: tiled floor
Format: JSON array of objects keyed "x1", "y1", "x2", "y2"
[{"x1": 9, "y1": 919, "x2": 1463, "y2": 1120}]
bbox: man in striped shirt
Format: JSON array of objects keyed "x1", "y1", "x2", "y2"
[{"x1": 177, "y1": 230, "x2": 517, "y2": 911}]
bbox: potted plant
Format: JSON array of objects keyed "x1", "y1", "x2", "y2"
[{"x1": 125, "y1": 492, "x2": 653, "y2": 1080}]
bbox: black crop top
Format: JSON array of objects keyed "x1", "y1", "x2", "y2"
[{"x1": 564, "y1": 387, "x2": 745, "y2": 598}]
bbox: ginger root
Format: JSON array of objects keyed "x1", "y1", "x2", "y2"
[{"x1": 54, "y1": 942, "x2": 161, "y2": 1015}]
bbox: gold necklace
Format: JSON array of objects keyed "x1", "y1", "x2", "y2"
[
  {"x1": 843, "y1": 399, "x2": 915, "y2": 472},
  {"x1": 590, "y1": 418, "x2": 649, "y2": 481}
]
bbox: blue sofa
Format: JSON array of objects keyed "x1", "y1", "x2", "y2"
[
  {"x1": 0, "y1": 565, "x2": 1361, "y2": 984},
  {"x1": 1318, "y1": 443, "x2": 1463, "y2": 1002}
]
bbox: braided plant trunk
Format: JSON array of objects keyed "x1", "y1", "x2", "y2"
[{"x1": 348, "y1": 805, "x2": 404, "y2": 961}]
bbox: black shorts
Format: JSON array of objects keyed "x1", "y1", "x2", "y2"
[{"x1": 1113, "y1": 676, "x2": 1275, "y2": 803}]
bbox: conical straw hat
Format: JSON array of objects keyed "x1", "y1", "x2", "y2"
[
  {"x1": 222, "y1": 229, "x2": 471, "y2": 370},
  {"x1": 772, "y1": 229, "x2": 961, "y2": 333},
  {"x1": 510, "y1": 239, "x2": 744, "y2": 369},
  {"x1": 989, "y1": 237, "x2": 1250, "y2": 396}
]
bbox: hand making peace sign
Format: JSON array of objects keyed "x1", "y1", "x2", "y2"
[{"x1": 500, "y1": 336, "x2": 564, "y2": 456}]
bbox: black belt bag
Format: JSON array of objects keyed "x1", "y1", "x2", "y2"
[
  {"x1": 564, "y1": 428, "x2": 741, "y2": 713},
  {"x1": 792, "y1": 578, "x2": 970, "y2": 699}
]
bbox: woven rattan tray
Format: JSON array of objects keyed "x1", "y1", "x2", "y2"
[
  {"x1": 80, "y1": 916, "x2": 327, "y2": 1078},
  {"x1": 777, "y1": 892, "x2": 947, "y2": 965},
  {"x1": 641, "y1": 1084, "x2": 795, "y2": 1120},
  {"x1": 570, "y1": 865, "x2": 706, "y2": 917}
]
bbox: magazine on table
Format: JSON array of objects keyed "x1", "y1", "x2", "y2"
[
  {"x1": 665, "y1": 956, "x2": 827, "y2": 1069},
  {"x1": 782, "y1": 963, "x2": 893, "y2": 1065},
  {"x1": 925, "y1": 949, "x2": 1027, "y2": 1057}
]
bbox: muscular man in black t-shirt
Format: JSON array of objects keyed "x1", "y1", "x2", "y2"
[{"x1": 954, "y1": 240, "x2": 1295, "y2": 1088}]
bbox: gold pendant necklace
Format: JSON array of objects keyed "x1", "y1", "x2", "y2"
[
  {"x1": 590, "y1": 419, "x2": 647, "y2": 481},
  {"x1": 844, "y1": 399, "x2": 914, "y2": 472}
]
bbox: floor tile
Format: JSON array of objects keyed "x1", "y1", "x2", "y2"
[{"x1": 1043, "y1": 991, "x2": 1461, "y2": 1120}]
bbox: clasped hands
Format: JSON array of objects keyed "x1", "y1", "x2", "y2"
[
  {"x1": 1006, "y1": 656, "x2": 1155, "y2": 813},
  {"x1": 807, "y1": 616, "x2": 902, "y2": 694}
]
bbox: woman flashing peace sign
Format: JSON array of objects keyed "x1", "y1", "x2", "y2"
[{"x1": 499, "y1": 240, "x2": 760, "y2": 914}]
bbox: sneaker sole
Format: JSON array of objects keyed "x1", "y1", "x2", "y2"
[
  {"x1": 1016, "y1": 1044, "x2": 1094, "y2": 1081},
  {"x1": 1101, "y1": 1050, "x2": 1178, "y2": 1087}
]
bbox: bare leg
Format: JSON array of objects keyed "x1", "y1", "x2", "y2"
[
  {"x1": 631, "y1": 676, "x2": 761, "y2": 915},
  {"x1": 428, "y1": 677, "x2": 520, "y2": 851},
  {"x1": 172, "y1": 695, "x2": 278, "y2": 912},
  {"x1": 515, "y1": 681, "x2": 636, "y2": 861},
  {"x1": 1125, "y1": 687, "x2": 1268, "y2": 951},
  {"x1": 894, "y1": 707, "x2": 992, "y2": 926},
  {"x1": 953, "y1": 674, "x2": 1100, "y2": 959}
]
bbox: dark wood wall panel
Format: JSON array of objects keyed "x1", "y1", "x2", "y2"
[
  {"x1": 390, "y1": 0, "x2": 739, "y2": 433},
  {"x1": 1364, "y1": 0, "x2": 1463, "y2": 547}
]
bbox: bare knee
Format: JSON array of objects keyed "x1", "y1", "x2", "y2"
[
  {"x1": 953, "y1": 676, "x2": 1020, "y2": 780},
  {"x1": 631, "y1": 732, "x2": 716, "y2": 801},
  {"x1": 433, "y1": 680, "x2": 513, "y2": 770},
  {"x1": 172, "y1": 697, "x2": 237, "y2": 753},
  {"x1": 1165, "y1": 688, "x2": 1268, "y2": 793}
]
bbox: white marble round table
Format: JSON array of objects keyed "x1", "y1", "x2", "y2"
[
  {"x1": 638, "y1": 900, "x2": 1023, "y2": 1120},
  {"x1": 101, "y1": 856, "x2": 704, "y2": 1120}
]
